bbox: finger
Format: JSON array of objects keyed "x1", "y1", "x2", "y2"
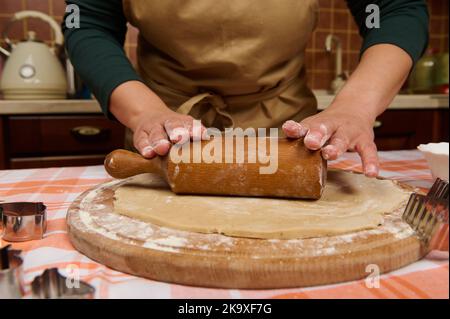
[
  {"x1": 282, "y1": 120, "x2": 308, "y2": 139},
  {"x1": 355, "y1": 140, "x2": 379, "y2": 177},
  {"x1": 189, "y1": 119, "x2": 207, "y2": 141},
  {"x1": 164, "y1": 119, "x2": 190, "y2": 144},
  {"x1": 134, "y1": 130, "x2": 156, "y2": 158},
  {"x1": 321, "y1": 133, "x2": 349, "y2": 161},
  {"x1": 147, "y1": 125, "x2": 171, "y2": 156},
  {"x1": 200, "y1": 125, "x2": 209, "y2": 140},
  {"x1": 303, "y1": 121, "x2": 335, "y2": 151}
]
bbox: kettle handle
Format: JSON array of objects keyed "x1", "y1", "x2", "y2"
[{"x1": 3, "y1": 11, "x2": 64, "y2": 48}]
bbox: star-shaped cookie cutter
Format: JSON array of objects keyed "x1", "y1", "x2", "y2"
[
  {"x1": 0, "y1": 245, "x2": 25, "y2": 298},
  {"x1": 31, "y1": 268, "x2": 95, "y2": 299}
]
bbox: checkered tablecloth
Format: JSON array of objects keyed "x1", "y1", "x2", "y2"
[{"x1": 0, "y1": 150, "x2": 448, "y2": 299}]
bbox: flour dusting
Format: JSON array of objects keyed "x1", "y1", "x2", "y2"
[{"x1": 77, "y1": 182, "x2": 237, "y2": 253}]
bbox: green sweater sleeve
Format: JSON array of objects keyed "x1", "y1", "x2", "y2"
[
  {"x1": 63, "y1": 0, "x2": 141, "y2": 117},
  {"x1": 346, "y1": 0, "x2": 429, "y2": 64}
]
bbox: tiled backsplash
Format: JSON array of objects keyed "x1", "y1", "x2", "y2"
[{"x1": 0, "y1": 0, "x2": 448, "y2": 90}]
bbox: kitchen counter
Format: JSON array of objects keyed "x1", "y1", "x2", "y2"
[
  {"x1": 315, "y1": 92, "x2": 449, "y2": 110},
  {"x1": 0, "y1": 93, "x2": 448, "y2": 114},
  {"x1": 0, "y1": 99, "x2": 102, "y2": 115},
  {"x1": 0, "y1": 150, "x2": 447, "y2": 299}
]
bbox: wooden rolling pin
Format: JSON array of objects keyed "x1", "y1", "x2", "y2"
[{"x1": 105, "y1": 138, "x2": 327, "y2": 199}]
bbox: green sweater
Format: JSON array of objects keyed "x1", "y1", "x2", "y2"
[{"x1": 63, "y1": 0, "x2": 429, "y2": 116}]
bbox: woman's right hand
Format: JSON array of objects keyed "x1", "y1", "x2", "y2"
[{"x1": 110, "y1": 81, "x2": 205, "y2": 158}]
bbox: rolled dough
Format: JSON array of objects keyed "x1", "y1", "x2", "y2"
[{"x1": 113, "y1": 170, "x2": 411, "y2": 239}]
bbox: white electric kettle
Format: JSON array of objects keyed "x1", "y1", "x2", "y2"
[{"x1": 0, "y1": 11, "x2": 67, "y2": 100}]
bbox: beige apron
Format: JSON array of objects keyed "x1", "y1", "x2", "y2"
[{"x1": 122, "y1": 0, "x2": 319, "y2": 147}]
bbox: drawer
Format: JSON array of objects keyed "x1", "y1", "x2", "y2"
[
  {"x1": 9, "y1": 155, "x2": 106, "y2": 169},
  {"x1": 373, "y1": 110, "x2": 448, "y2": 151},
  {"x1": 8, "y1": 116, "x2": 125, "y2": 156}
]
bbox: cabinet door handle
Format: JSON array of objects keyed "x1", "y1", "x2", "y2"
[
  {"x1": 373, "y1": 121, "x2": 383, "y2": 129},
  {"x1": 71, "y1": 126, "x2": 110, "y2": 142},
  {"x1": 72, "y1": 126, "x2": 102, "y2": 137}
]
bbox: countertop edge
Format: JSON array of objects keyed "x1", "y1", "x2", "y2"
[{"x1": 0, "y1": 94, "x2": 448, "y2": 115}]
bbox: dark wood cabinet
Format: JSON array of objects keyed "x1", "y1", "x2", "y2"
[
  {"x1": 0, "y1": 114, "x2": 125, "y2": 169},
  {"x1": 0, "y1": 117, "x2": 6, "y2": 169},
  {"x1": 8, "y1": 116, "x2": 125, "y2": 155},
  {"x1": 0, "y1": 108, "x2": 448, "y2": 170},
  {"x1": 373, "y1": 109, "x2": 449, "y2": 150}
]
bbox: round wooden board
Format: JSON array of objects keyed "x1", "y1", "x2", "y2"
[{"x1": 67, "y1": 174, "x2": 429, "y2": 289}]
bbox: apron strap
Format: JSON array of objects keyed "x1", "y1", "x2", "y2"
[{"x1": 177, "y1": 92, "x2": 235, "y2": 129}]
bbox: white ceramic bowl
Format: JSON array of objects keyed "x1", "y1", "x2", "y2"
[{"x1": 418, "y1": 142, "x2": 449, "y2": 181}]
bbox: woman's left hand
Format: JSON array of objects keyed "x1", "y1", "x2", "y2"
[{"x1": 282, "y1": 106, "x2": 379, "y2": 177}]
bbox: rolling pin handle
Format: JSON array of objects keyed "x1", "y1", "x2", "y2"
[{"x1": 104, "y1": 149, "x2": 164, "y2": 179}]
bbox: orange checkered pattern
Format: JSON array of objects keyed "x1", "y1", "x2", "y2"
[{"x1": 0, "y1": 150, "x2": 448, "y2": 299}]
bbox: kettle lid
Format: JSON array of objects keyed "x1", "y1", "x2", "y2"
[{"x1": 26, "y1": 31, "x2": 37, "y2": 42}]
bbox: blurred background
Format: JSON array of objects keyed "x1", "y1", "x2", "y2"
[
  {"x1": 0, "y1": 0, "x2": 448, "y2": 169},
  {"x1": 1, "y1": 0, "x2": 448, "y2": 89}
]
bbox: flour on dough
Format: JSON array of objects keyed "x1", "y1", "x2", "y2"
[{"x1": 113, "y1": 170, "x2": 410, "y2": 239}]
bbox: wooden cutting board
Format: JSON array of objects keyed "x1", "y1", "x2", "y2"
[{"x1": 66, "y1": 175, "x2": 428, "y2": 289}]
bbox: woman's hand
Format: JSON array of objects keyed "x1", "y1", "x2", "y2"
[
  {"x1": 132, "y1": 109, "x2": 204, "y2": 159},
  {"x1": 283, "y1": 44, "x2": 414, "y2": 178},
  {"x1": 282, "y1": 106, "x2": 379, "y2": 177},
  {"x1": 110, "y1": 81, "x2": 205, "y2": 158}
]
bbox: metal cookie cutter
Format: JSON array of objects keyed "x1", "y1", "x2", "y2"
[
  {"x1": 0, "y1": 245, "x2": 25, "y2": 299},
  {"x1": 0, "y1": 202, "x2": 47, "y2": 242},
  {"x1": 403, "y1": 178, "x2": 449, "y2": 249},
  {"x1": 31, "y1": 268, "x2": 95, "y2": 299}
]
